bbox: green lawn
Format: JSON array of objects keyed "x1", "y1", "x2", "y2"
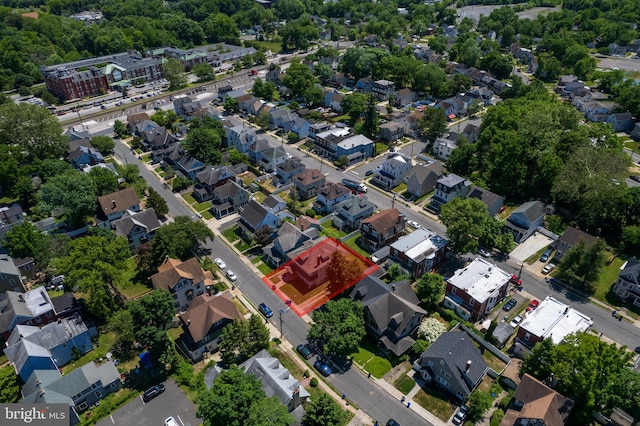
[
  {"x1": 201, "y1": 210, "x2": 213, "y2": 220},
  {"x1": 395, "y1": 375, "x2": 417, "y2": 395},
  {"x1": 364, "y1": 356, "x2": 392, "y2": 378},
  {"x1": 415, "y1": 191, "x2": 434, "y2": 204},
  {"x1": 253, "y1": 191, "x2": 267, "y2": 203},
  {"x1": 256, "y1": 262, "x2": 274, "y2": 275},
  {"x1": 183, "y1": 193, "x2": 197, "y2": 205},
  {"x1": 375, "y1": 142, "x2": 388, "y2": 155},
  {"x1": 61, "y1": 332, "x2": 116, "y2": 375},
  {"x1": 235, "y1": 239, "x2": 251, "y2": 252},
  {"x1": 342, "y1": 233, "x2": 370, "y2": 258},
  {"x1": 141, "y1": 153, "x2": 152, "y2": 163},
  {"x1": 117, "y1": 257, "x2": 152, "y2": 300},
  {"x1": 594, "y1": 256, "x2": 626, "y2": 302},
  {"x1": 393, "y1": 183, "x2": 407, "y2": 193},
  {"x1": 249, "y1": 39, "x2": 283, "y2": 54},
  {"x1": 194, "y1": 201, "x2": 211, "y2": 212},
  {"x1": 413, "y1": 386, "x2": 455, "y2": 421},
  {"x1": 222, "y1": 226, "x2": 241, "y2": 242},
  {"x1": 320, "y1": 221, "x2": 347, "y2": 239},
  {"x1": 351, "y1": 346, "x2": 375, "y2": 366}
]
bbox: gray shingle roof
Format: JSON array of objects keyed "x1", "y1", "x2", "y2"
[
  {"x1": 112, "y1": 208, "x2": 161, "y2": 238},
  {"x1": 240, "y1": 200, "x2": 269, "y2": 229}
]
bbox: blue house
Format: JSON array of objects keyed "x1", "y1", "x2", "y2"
[
  {"x1": 237, "y1": 200, "x2": 281, "y2": 238},
  {"x1": 68, "y1": 146, "x2": 104, "y2": 169},
  {"x1": 5, "y1": 318, "x2": 93, "y2": 381},
  {"x1": 291, "y1": 117, "x2": 311, "y2": 139},
  {"x1": 355, "y1": 77, "x2": 373, "y2": 92}
]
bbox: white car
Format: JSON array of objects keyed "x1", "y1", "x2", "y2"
[
  {"x1": 510, "y1": 315, "x2": 524, "y2": 328},
  {"x1": 542, "y1": 263, "x2": 556, "y2": 275},
  {"x1": 165, "y1": 417, "x2": 179, "y2": 426},
  {"x1": 226, "y1": 270, "x2": 237, "y2": 281},
  {"x1": 408, "y1": 220, "x2": 420, "y2": 228},
  {"x1": 214, "y1": 257, "x2": 226, "y2": 269}
]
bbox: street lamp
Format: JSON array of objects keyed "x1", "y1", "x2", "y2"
[{"x1": 279, "y1": 307, "x2": 290, "y2": 339}]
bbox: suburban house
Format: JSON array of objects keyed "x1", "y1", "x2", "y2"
[
  {"x1": 111, "y1": 208, "x2": 161, "y2": 248},
  {"x1": 379, "y1": 121, "x2": 406, "y2": 143},
  {"x1": 0, "y1": 254, "x2": 27, "y2": 294},
  {"x1": 500, "y1": 373, "x2": 574, "y2": 426},
  {"x1": 141, "y1": 127, "x2": 180, "y2": 158},
  {"x1": 263, "y1": 221, "x2": 321, "y2": 268},
  {"x1": 360, "y1": 208, "x2": 406, "y2": 252},
  {"x1": 632, "y1": 123, "x2": 640, "y2": 141},
  {"x1": 309, "y1": 121, "x2": 331, "y2": 139},
  {"x1": 466, "y1": 186, "x2": 505, "y2": 217},
  {"x1": 554, "y1": 226, "x2": 597, "y2": 261},
  {"x1": 292, "y1": 168, "x2": 326, "y2": 200},
  {"x1": 350, "y1": 276, "x2": 426, "y2": 356},
  {"x1": 444, "y1": 258, "x2": 511, "y2": 321},
  {"x1": 433, "y1": 135, "x2": 459, "y2": 160},
  {"x1": 0, "y1": 203, "x2": 25, "y2": 226},
  {"x1": 504, "y1": 201, "x2": 545, "y2": 243},
  {"x1": 239, "y1": 349, "x2": 310, "y2": 414},
  {"x1": 613, "y1": 257, "x2": 640, "y2": 308},
  {"x1": 275, "y1": 158, "x2": 306, "y2": 185},
  {"x1": 291, "y1": 117, "x2": 311, "y2": 138},
  {"x1": 68, "y1": 145, "x2": 104, "y2": 169},
  {"x1": 394, "y1": 88, "x2": 417, "y2": 107},
  {"x1": 225, "y1": 124, "x2": 258, "y2": 154},
  {"x1": 516, "y1": 296, "x2": 593, "y2": 348},
  {"x1": 584, "y1": 102, "x2": 612, "y2": 122},
  {"x1": 606, "y1": 112, "x2": 635, "y2": 132},
  {"x1": 313, "y1": 182, "x2": 352, "y2": 214},
  {"x1": 283, "y1": 242, "x2": 335, "y2": 291},
  {"x1": 21, "y1": 360, "x2": 121, "y2": 421},
  {"x1": 389, "y1": 229, "x2": 448, "y2": 279},
  {"x1": 178, "y1": 292, "x2": 242, "y2": 362},
  {"x1": 259, "y1": 146, "x2": 289, "y2": 172},
  {"x1": 13, "y1": 256, "x2": 36, "y2": 281},
  {"x1": 193, "y1": 165, "x2": 237, "y2": 202},
  {"x1": 335, "y1": 134, "x2": 374, "y2": 165},
  {"x1": 372, "y1": 79, "x2": 395, "y2": 100},
  {"x1": 0, "y1": 289, "x2": 80, "y2": 341},
  {"x1": 413, "y1": 330, "x2": 489, "y2": 401},
  {"x1": 247, "y1": 139, "x2": 271, "y2": 164},
  {"x1": 430, "y1": 174, "x2": 472, "y2": 212},
  {"x1": 237, "y1": 200, "x2": 282, "y2": 238},
  {"x1": 96, "y1": 187, "x2": 141, "y2": 228},
  {"x1": 263, "y1": 194, "x2": 288, "y2": 216},
  {"x1": 332, "y1": 196, "x2": 375, "y2": 232},
  {"x1": 210, "y1": 181, "x2": 250, "y2": 219},
  {"x1": 150, "y1": 257, "x2": 215, "y2": 312},
  {"x1": 405, "y1": 160, "x2": 444, "y2": 199},
  {"x1": 5, "y1": 317, "x2": 93, "y2": 381},
  {"x1": 126, "y1": 112, "x2": 150, "y2": 133},
  {"x1": 175, "y1": 153, "x2": 206, "y2": 180},
  {"x1": 370, "y1": 153, "x2": 412, "y2": 191}
]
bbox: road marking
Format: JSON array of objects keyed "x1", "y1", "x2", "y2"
[
  {"x1": 109, "y1": 414, "x2": 115, "y2": 424},
  {"x1": 177, "y1": 414, "x2": 185, "y2": 426}
]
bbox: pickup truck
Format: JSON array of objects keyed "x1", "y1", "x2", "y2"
[{"x1": 342, "y1": 178, "x2": 368, "y2": 193}]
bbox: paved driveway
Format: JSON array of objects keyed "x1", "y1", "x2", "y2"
[
  {"x1": 509, "y1": 234, "x2": 553, "y2": 262},
  {"x1": 96, "y1": 379, "x2": 199, "y2": 426}
]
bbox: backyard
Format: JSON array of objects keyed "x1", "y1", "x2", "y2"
[
  {"x1": 320, "y1": 220, "x2": 348, "y2": 239},
  {"x1": 342, "y1": 232, "x2": 370, "y2": 258}
]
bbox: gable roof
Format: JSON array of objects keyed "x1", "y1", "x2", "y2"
[
  {"x1": 196, "y1": 165, "x2": 236, "y2": 186},
  {"x1": 150, "y1": 257, "x2": 214, "y2": 291},
  {"x1": 98, "y1": 187, "x2": 140, "y2": 216},
  {"x1": 213, "y1": 180, "x2": 245, "y2": 200},
  {"x1": 361, "y1": 208, "x2": 402, "y2": 235},
  {"x1": 272, "y1": 221, "x2": 311, "y2": 253},
  {"x1": 317, "y1": 182, "x2": 350, "y2": 201},
  {"x1": 511, "y1": 200, "x2": 545, "y2": 223},
  {"x1": 407, "y1": 161, "x2": 444, "y2": 183},
  {"x1": 466, "y1": 186, "x2": 503, "y2": 211},
  {"x1": 501, "y1": 374, "x2": 574, "y2": 426},
  {"x1": 619, "y1": 257, "x2": 640, "y2": 285},
  {"x1": 111, "y1": 208, "x2": 161, "y2": 237},
  {"x1": 558, "y1": 226, "x2": 597, "y2": 247},
  {"x1": 240, "y1": 200, "x2": 270, "y2": 229},
  {"x1": 335, "y1": 196, "x2": 375, "y2": 215},
  {"x1": 277, "y1": 158, "x2": 305, "y2": 173},
  {"x1": 421, "y1": 330, "x2": 489, "y2": 395},
  {"x1": 179, "y1": 292, "x2": 241, "y2": 343},
  {"x1": 263, "y1": 194, "x2": 285, "y2": 211},
  {"x1": 293, "y1": 168, "x2": 324, "y2": 186},
  {"x1": 0, "y1": 289, "x2": 54, "y2": 335}
]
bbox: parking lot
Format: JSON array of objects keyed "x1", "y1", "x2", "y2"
[{"x1": 96, "y1": 379, "x2": 199, "y2": 426}]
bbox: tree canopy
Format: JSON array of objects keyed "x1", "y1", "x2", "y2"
[
  {"x1": 38, "y1": 169, "x2": 98, "y2": 227},
  {"x1": 307, "y1": 298, "x2": 365, "y2": 358},
  {"x1": 0, "y1": 103, "x2": 66, "y2": 159}
]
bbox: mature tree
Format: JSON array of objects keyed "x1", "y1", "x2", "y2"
[
  {"x1": 605, "y1": 368, "x2": 640, "y2": 416},
  {"x1": 556, "y1": 239, "x2": 606, "y2": 293},
  {"x1": 108, "y1": 309, "x2": 135, "y2": 360},
  {"x1": 339, "y1": 47, "x2": 390, "y2": 81},
  {"x1": 385, "y1": 263, "x2": 410, "y2": 282},
  {"x1": 88, "y1": 166, "x2": 119, "y2": 196},
  {"x1": 326, "y1": 250, "x2": 364, "y2": 290},
  {"x1": 0, "y1": 145, "x2": 23, "y2": 195},
  {"x1": 283, "y1": 59, "x2": 316, "y2": 99},
  {"x1": 0, "y1": 365, "x2": 21, "y2": 403},
  {"x1": 163, "y1": 58, "x2": 188, "y2": 90},
  {"x1": 52, "y1": 234, "x2": 130, "y2": 319},
  {"x1": 0, "y1": 103, "x2": 66, "y2": 159},
  {"x1": 218, "y1": 315, "x2": 269, "y2": 365},
  {"x1": 253, "y1": 50, "x2": 267, "y2": 65},
  {"x1": 429, "y1": 35, "x2": 447, "y2": 54},
  {"x1": 420, "y1": 107, "x2": 447, "y2": 145},
  {"x1": 255, "y1": 110, "x2": 271, "y2": 130},
  {"x1": 440, "y1": 198, "x2": 490, "y2": 254},
  {"x1": 146, "y1": 187, "x2": 169, "y2": 217},
  {"x1": 4, "y1": 222, "x2": 51, "y2": 268},
  {"x1": 150, "y1": 216, "x2": 214, "y2": 264},
  {"x1": 479, "y1": 51, "x2": 513, "y2": 80},
  {"x1": 228, "y1": 147, "x2": 248, "y2": 165},
  {"x1": 304, "y1": 86, "x2": 324, "y2": 108},
  {"x1": 362, "y1": 95, "x2": 379, "y2": 139},
  {"x1": 415, "y1": 273, "x2": 445, "y2": 307},
  {"x1": 313, "y1": 63, "x2": 333, "y2": 86},
  {"x1": 308, "y1": 298, "x2": 365, "y2": 358},
  {"x1": 301, "y1": 392, "x2": 348, "y2": 426},
  {"x1": 90, "y1": 135, "x2": 115, "y2": 155},
  {"x1": 202, "y1": 13, "x2": 241, "y2": 44},
  {"x1": 38, "y1": 170, "x2": 97, "y2": 227},
  {"x1": 417, "y1": 317, "x2": 447, "y2": 344},
  {"x1": 193, "y1": 63, "x2": 215, "y2": 81},
  {"x1": 197, "y1": 365, "x2": 269, "y2": 426},
  {"x1": 182, "y1": 127, "x2": 222, "y2": 165},
  {"x1": 254, "y1": 226, "x2": 273, "y2": 247},
  {"x1": 223, "y1": 96, "x2": 239, "y2": 114},
  {"x1": 246, "y1": 397, "x2": 295, "y2": 426},
  {"x1": 130, "y1": 289, "x2": 175, "y2": 330},
  {"x1": 450, "y1": 36, "x2": 481, "y2": 67},
  {"x1": 467, "y1": 389, "x2": 493, "y2": 422},
  {"x1": 280, "y1": 17, "x2": 319, "y2": 52},
  {"x1": 522, "y1": 333, "x2": 634, "y2": 423},
  {"x1": 341, "y1": 92, "x2": 369, "y2": 123},
  {"x1": 113, "y1": 120, "x2": 127, "y2": 138}
]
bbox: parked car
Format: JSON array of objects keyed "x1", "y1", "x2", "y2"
[
  {"x1": 510, "y1": 315, "x2": 524, "y2": 328},
  {"x1": 226, "y1": 270, "x2": 237, "y2": 281},
  {"x1": 314, "y1": 360, "x2": 331, "y2": 376},
  {"x1": 296, "y1": 344, "x2": 312, "y2": 359},
  {"x1": 165, "y1": 417, "x2": 179, "y2": 426},
  {"x1": 142, "y1": 384, "x2": 165, "y2": 402},
  {"x1": 502, "y1": 298, "x2": 517, "y2": 312},
  {"x1": 540, "y1": 248, "x2": 553, "y2": 262},
  {"x1": 452, "y1": 405, "x2": 470, "y2": 425},
  {"x1": 527, "y1": 300, "x2": 539, "y2": 312},
  {"x1": 630, "y1": 175, "x2": 640, "y2": 182},
  {"x1": 258, "y1": 303, "x2": 273, "y2": 318},
  {"x1": 214, "y1": 258, "x2": 226, "y2": 269},
  {"x1": 365, "y1": 169, "x2": 375, "y2": 176},
  {"x1": 478, "y1": 247, "x2": 491, "y2": 258},
  {"x1": 386, "y1": 420, "x2": 400, "y2": 426},
  {"x1": 542, "y1": 263, "x2": 556, "y2": 275}
]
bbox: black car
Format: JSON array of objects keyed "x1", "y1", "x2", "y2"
[
  {"x1": 142, "y1": 384, "x2": 165, "y2": 402},
  {"x1": 386, "y1": 420, "x2": 400, "y2": 426},
  {"x1": 296, "y1": 344, "x2": 312, "y2": 359},
  {"x1": 365, "y1": 170, "x2": 375, "y2": 176},
  {"x1": 502, "y1": 298, "x2": 517, "y2": 312}
]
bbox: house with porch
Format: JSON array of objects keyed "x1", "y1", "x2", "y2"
[
  {"x1": 175, "y1": 153, "x2": 206, "y2": 180},
  {"x1": 150, "y1": 257, "x2": 214, "y2": 312},
  {"x1": 389, "y1": 229, "x2": 448, "y2": 279},
  {"x1": 68, "y1": 146, "x2": 104, "y2": 169},
  {"x1": 292, "y1": 168, "x2": 326, "y2": 200},
  {"x1": 430, "y1": 174, "x2": 472, "y2": 212},
  {"x1": 237, "y1": 200, "x2": 281, "y2": 239},
  {"x1": 394, "y1": 88, "x2": 417, "y2": 107},
  {"x1": 259, "y1": 146, "x2": 289, "y2": 172},
  {"x1": 225, "y1": 124, "x2": 258, "y2": 154},
  {"x1": 379, "y1": 121, "x2": 406, "y2": 143},
  {"x1": 350, "y1": 276, "x2": 426, "y2": 356},
  {"x1": 178, "y1": 292, "x2": 242, "y2": 361},
  {"x1": 193, "y1": 165, "x2": 237, "y2": 202},
  {"x1": 336, "y1": 134, "x2": 374, "y2": 165},
  {"x1": 111, "y1": 208, "x2": 161, "y2": 248},
  {"x1": 505, "y1": 201, "x2": 545, "y2": 243},
  {"x1": 370, "y1": 153, "x2": 412, "y2": 191},
  {"x1": 276, "y1": 158, "x2": 306, "y2": 185},
  {"x1": 405, "y1": 160, "x2": 444, "y2": 199},
  {"x1": 360, "y1": 208, "x2": 406, "y2": 252},
  {"x1": 313, "y1": 182, "x2": 352, "y2": 214},
  {"x1": 247, "y1": 139, "x2": 271, "y2": 164},
  {"x1": 444, "y1": 258, "x2": 511, "y2": 321},
  {"x1": 126, "y1": 112, "x2": 150, "y2": 133},
  {"x1": 613, "y1": 257, "x2": 640, "y2": 308},
  {"x1": 97, "y1": 187, "x2": 141, "y2": 228},
  {"x1": 413, "y1": 330, "x2": 489, "y2": 401},
  {"x1": 332, "y1": 196, "x2": 375, "y2": 232},
  {"x1": 210, "y1": 181, "x2": 250, "y2": 219},
  {"x1": 262, "y1": 221, "x2": 320, "y2": 268},
  {"x1": 606, "y1": 112, "x2": 635, "y2": 132}
]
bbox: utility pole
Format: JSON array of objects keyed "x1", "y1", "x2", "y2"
[{"x1": 279, "y1": 307, "x2": 290, "y2": 339}]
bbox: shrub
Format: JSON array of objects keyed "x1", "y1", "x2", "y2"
[
  {"x1": 310, "y1": 377, "x2": 318, "y2": 387},
  {"x1": 417, "y1": 318, "x2": 446, "y2": 344},
  {"x1": 303, "y1": 369, "x2": 310, "y2": 378},
  {"x1": 490, "y1": 409, "x2": 505, "y2": 426},
  {"x1": 305, "y1": 208, "x2": 316, "y2": 217}
]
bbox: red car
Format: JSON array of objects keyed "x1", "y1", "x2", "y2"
[
  {"x1": 527, "y1": 300, "x2": 539, "y2": 312},
  {"x1": 510, "y1": 274, "x2": 522, "y2": 286}
]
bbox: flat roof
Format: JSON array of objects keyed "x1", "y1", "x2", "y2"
[
  {"x1": 519, "y1": 296, "x2": 593, "y2": 344},
  {"x1": 447, "y1": 258, "x2": 511, "y2": 303},
  {"x1": 337, "y1": 134, "x2": 373, "y2": 149}
]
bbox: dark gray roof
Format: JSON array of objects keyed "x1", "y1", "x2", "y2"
[
  {"x1": 559, "y1": 226, "x2": 597, "y2": 247},
  {"x1": 466, "y1": 186, "x2": 503, "y2": 211},
  {"x1": 335, "y1": 196, "x2": 375, "y2": 216},
  {"x1": 51, "y1": 293, "x2": 80, "y2": 316},
  {"x1": 213, "y1": 180, "x2": 245, "y2": 200},
  {"x1": 263, "y1": 194, "x2": 285, "y2": 210},
  {"x1": 407, "y1": 161, "x2": 443, "y2": 183},
  {"x1": 240, "y1": 200, "x2": 269, "y2": 229},
  {"x1": 619, "y1": 257, "x2": 640, "y2": 286},
  {"x1": 112, "y1": 208, "x2": 161, "y2": 237},
  {"x1": 492, "y1": 322, "x2": 514, "y2": 346},
  {"x1": 512, "y1": 201, "x2": 545, "y2": 223},
  {"x1": 277, "y1": 158, "x2": 305, "y2": 173}
]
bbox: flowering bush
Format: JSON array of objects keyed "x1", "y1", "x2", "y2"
[{"x1": 417, "y1": 318, "x2": 446, "y2": 344}]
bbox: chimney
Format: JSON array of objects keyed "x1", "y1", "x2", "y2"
[
  {"x1": 207, "y1": 286, "x2": 212, "y2": 296},
  {"x1": 187, "y1": 319, "x2": 191, "y2": 326},
  {"x1": 317, "y1": 255, "x2": 322, "y2": 266},
  {"x1": 111, "y1": 200, "x2": 116, "y2": 209},
  {"x1": 465, "y1": 360, "x2": 472, "y2": 373},
  {"x1": 391, "y1": 284, "x2": 396, "y2": 292},
  {"x1": 564, "y1": 307, "x2": 569, "y2": 315}
]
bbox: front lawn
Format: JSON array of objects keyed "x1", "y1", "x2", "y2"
[
  {"x1": 395, "y1": 375, "x2": 417, "y2": 395},
  {"x1": 194, "y1": 201, "x2": 211, "y2": 212},
  {"x1": 595, "y1": 256, "x2": 626, "y2": 302},
  {"x1": 413, "y1": 386, "x2": 455, "y2": 421},
  {"x1": 365, "y1": 356, "x2": 392, "y2": 378},
  {"x1": 392, "y1": 183, "x2": 407, "y2": 193},
  {"x1": 201, "y1": 210, "x2": 213, "y2": 220},
  {"x1": 222, "y1": 225, "x2": 241, "y2": 242},
  {"x1": 342, "y1": 233, "x2": 370, "y2": 258},
  {"x1": 183, "y1": 193, "x2": 197, "y2": 205},
  {"x1": 375, "y1": 142, "x2": 388, "y2": 155},
  {"x1": 235, "y1": 239, "x2": 251, "y2": 252},
  {"x1": 351, "y1": 346, "x2": 375, "y2": 366},
  {"x1": 256, "y1": 261, "x2": 274, "y2": 275}
]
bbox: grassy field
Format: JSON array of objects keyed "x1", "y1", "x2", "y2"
[
  {"x1": 364, "y1": 356, "x2": 392, "y2": 378},
  {"x1": 320, "y1": 221, "x2": 347, "y2": 239},
  {"x1": 256, "y1": 261, "x2": 273, "y2": 275},
  {"x1": 118, "y1": 257, "x2": 152, "y2": 300},
  {"x1": 593, "y1": 256, "x2": 626, "y2": 302},
  {"x1": 249, "y1": 39, "x2": 283, "y2": 54},
  {"x1": 342, "y1": 233, "x2": 370, "y2": 258}
]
